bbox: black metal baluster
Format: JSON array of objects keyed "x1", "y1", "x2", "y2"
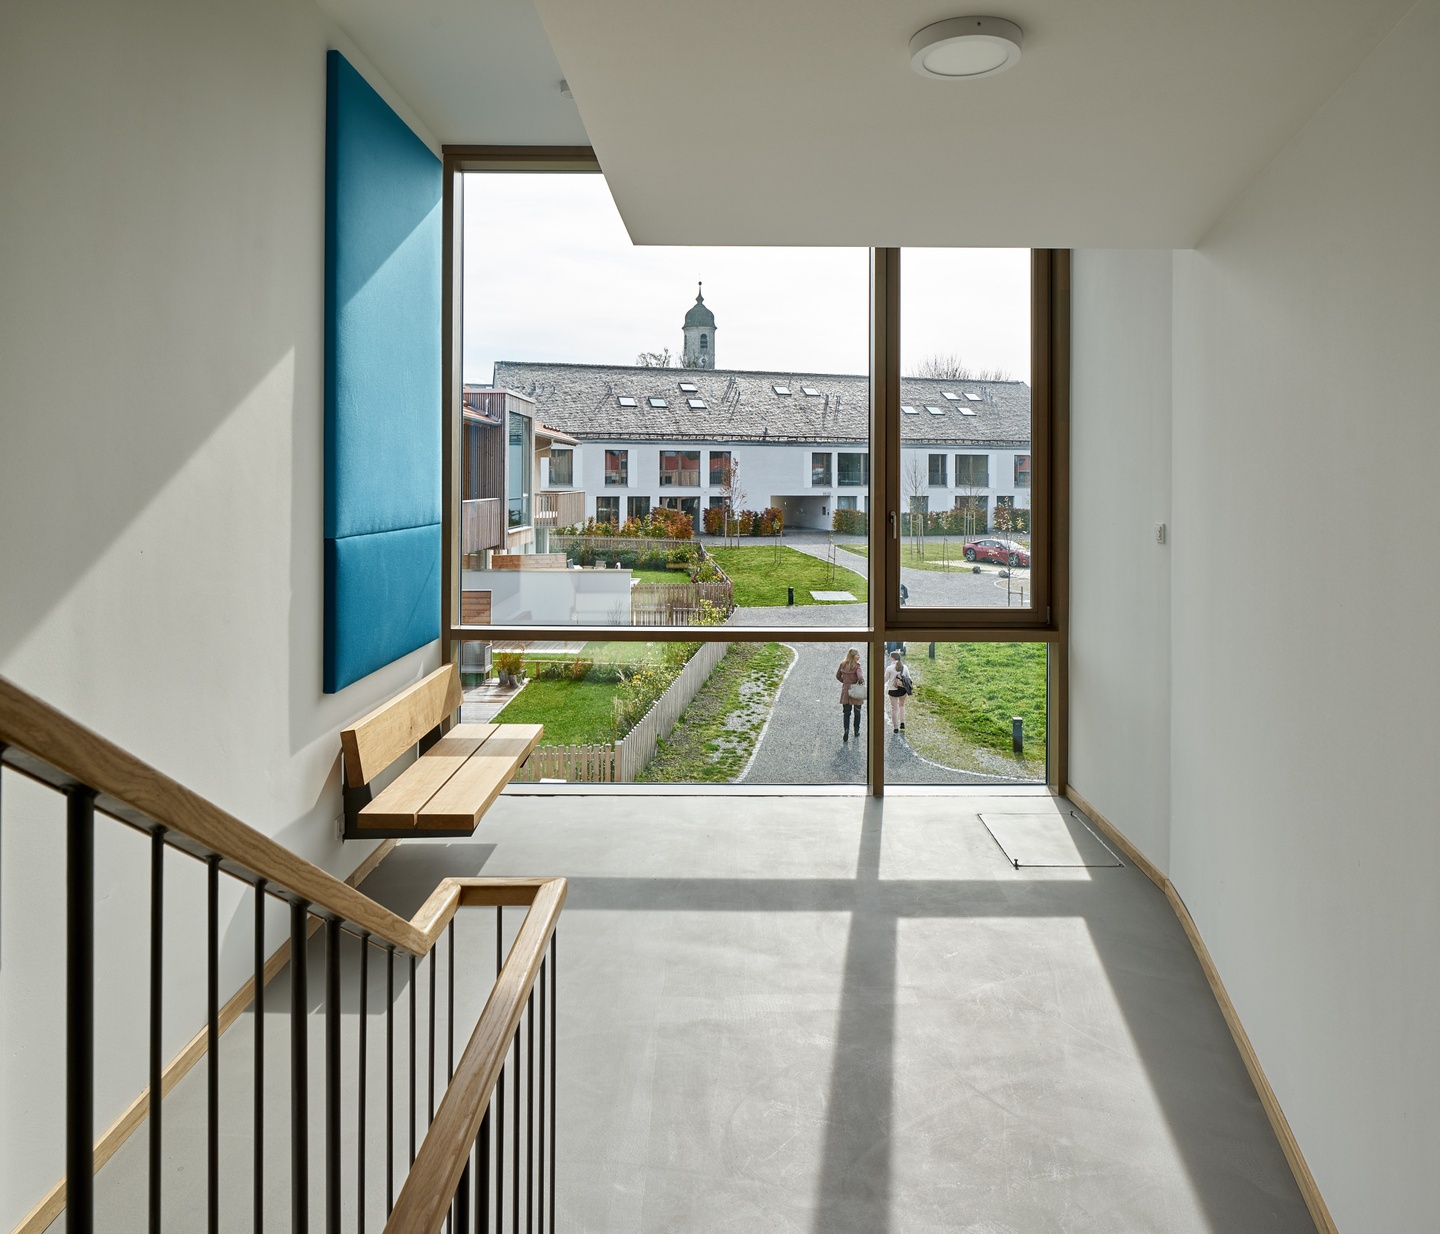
[
  {"x1": 512, "y1": 1018, "x2": 520, "y2": 1234},
  {"x1": 409, "y1": 953, "x2": 418, "y2": 1165},
  {"x1": 386, "y1": 946, "x2": 395, "y2": 1218},
  {"x1": 429, "y1": 944, "x2": 438, "y2": 1127},
  {"x1": 495, "y1": 908, "x2": 504, "y2": 1231},
  {"x1": 325, "y1": 919, "x2": 341, "y2": 1234},
  {"x1": 254, "y1": 879, "x2": 265, "y2": 1234},
  {"x1": 291, "y1": 901, "x2": 310, "y2": 1234},
  {"x1": 66, "y1": 787, "x2": 96, "y2": 1234},
  {"x1": 358, "y1": 933, "x2": 369, "y2": 1234},
  {"x1": 149, "y1": 830, "x2": 165, "y2": 1234},
  {"x1": 549, "y1": 932, "x2": 556, "y2": 1234},
  {"x1": 526, "y1": 987, "x2": 534, "y2": 1234},
  {"x1": 207, "y1": 856, "x2": 220, "y2": 1234},
  {"x1": 448, "y1": 919, "x2": 457, "y2": 1234},
  {"x1": 537, "y1": 957, "x2": 545, "y2": 1234},
  {"x1": 477, "y1": 1104, "x2": 491, "y2": 1234}
]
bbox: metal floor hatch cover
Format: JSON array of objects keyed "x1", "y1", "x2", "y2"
[{"x1": 979, "y1": 809, "x2": 1123, "y2": 868}]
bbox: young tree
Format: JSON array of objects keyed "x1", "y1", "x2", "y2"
[
  {"x1": 903, "y1": 453, "x2": 929, "y2": 560},
  {"x1": 906, "y1": 352, "x2": 1014, "y2": 382},
  {"x1": 635, "y1": 348, "x2": 674, "y2": 367},
  {"x1": 718, "y1": 455, "x2": 747, "y2": 545}
]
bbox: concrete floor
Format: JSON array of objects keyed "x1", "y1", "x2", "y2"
[
  {"x1": 73, "y1": 791, "x2": 1314, "y2": 1232},
  {"x1": 369, "y1": 791, "x2": 1313, "y2": 1234}
]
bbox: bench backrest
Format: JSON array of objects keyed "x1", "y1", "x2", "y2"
[{"x1": 340, "y1": 663, "x2": 463, "y2": 787}]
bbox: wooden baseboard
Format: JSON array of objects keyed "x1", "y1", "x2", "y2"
[
  {"x1": 1063, "y1": 786, "x2": 1338, "y2": 1234},
  {"x1": 11, "y1": 839, "x2": 397, "y2": 1234}
]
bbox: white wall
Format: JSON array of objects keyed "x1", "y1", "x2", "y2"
[
  {"x1": 1068, "y1": 250, "x2": 1173, "y2": 870},
  {"x1": 0, "y1": 2, "x2": 439, "y2": 1225},
  {"x1": 1071, "y1": 2, "x2": 1440, "y2": 1227}
]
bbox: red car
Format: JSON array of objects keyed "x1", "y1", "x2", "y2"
[{"x1": 964, "y1": 537, "x2": 1030, "y2": 567}]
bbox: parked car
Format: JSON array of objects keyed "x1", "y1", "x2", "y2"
[{"x1": 963, "y1": 537, "x2": 1030, "y2": 567}]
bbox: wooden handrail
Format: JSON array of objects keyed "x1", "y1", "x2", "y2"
[
  {"x1": 1, "y1": 674, "x2": 464, "y2": 955},
  {"x1": 386, "y1": 877, "x2": 567, "y2": 1234}
]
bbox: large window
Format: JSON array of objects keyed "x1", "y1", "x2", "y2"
[
  {"x1": 659, "y1": 450, "x2": 700, "y2": 487},
  {"x1": 955, "y1": 454, "x2": 988, "y2": 487},
  {"x1": 448, "y1": 160, "x2": 1065, "y2": 791},
  {"x1": 604, "y1": 449, "x2": 628, "y2": 486},
  {"x1": 507, "y1": 408, "x2": 531, "y2": 529},
  {"x1": 838, "y1": 452, "x2": 868, "y2": 486},
  {"x1": 549, "y1": 448, "x2": 573, "y2": 487}
]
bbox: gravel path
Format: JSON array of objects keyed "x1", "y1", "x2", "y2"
[{"x1": 738, "y1": 637, "x2": 993, "y2": 785}]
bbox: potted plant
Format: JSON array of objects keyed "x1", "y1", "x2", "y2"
[{"x1": 494, "y1": 650, "x2": 525, "y2": 687}]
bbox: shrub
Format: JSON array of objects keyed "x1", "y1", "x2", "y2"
[
  {"x1": 612, "y1": 662, "x2": 680, "y2": 738},
  {"x1": 568, "y1": 656, "x2": 593, "y2": 681},
  {"x1": 702, "y1": 505, "x2": 725, "y2": 536},
  {"x1": 692, "y1": 557, "x2": 722, "y2": 583},
  {"x1": 494, "y1": 650, "x2": 524, "y2": 676},
  {"x1": 757, "y1": 507, "x2": 784, "y2": 535},
  {"x1": 648, "y1": 507, "x2": 695, "y2": 540},
  {"x1": 832, "y1": 509, "x2": 869, "y2": 535}
]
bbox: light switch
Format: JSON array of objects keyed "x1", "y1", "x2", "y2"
[{"x1": 1155, "y1": 522, "x2": 1167, "y2": 545}]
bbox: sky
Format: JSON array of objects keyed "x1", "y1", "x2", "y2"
[{"x1": 461, "y1": 173, "x2": 1031, "y2": 384}]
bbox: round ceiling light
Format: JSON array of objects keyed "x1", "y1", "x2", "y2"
[{"x1": 909, "y1": 16, "x2": 1024, "y2": 80}]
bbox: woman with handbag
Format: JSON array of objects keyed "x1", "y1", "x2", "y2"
[
  {"x1": 836, "y1": 648, "x2": 865, "y2": 743},
  {"x1": 885, "y1": 648, "x2": 912, "y2": 734}
]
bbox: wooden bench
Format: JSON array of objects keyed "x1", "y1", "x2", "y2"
[{"x1": 340, "y1": 663, "x2": 542, "y2": 839}]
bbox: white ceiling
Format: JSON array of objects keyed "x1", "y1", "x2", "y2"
[
  {"x1": 321, "y1": 0, "x2": 1410, "y2": 248},
  {"x1": 317, "y1": 0, "x2": 589, "y2": 147}
]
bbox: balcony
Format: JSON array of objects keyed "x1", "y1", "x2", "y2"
[
  {"x1": 535, "y1": 488, "x2": 586, "y2": 527},
  {"x1": 462, "y1": 496, "x2": 503, "y2": 564}
]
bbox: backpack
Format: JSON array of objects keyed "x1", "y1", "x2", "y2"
[{"x1": 902, "y1": 668, "x2": 914, "y2": 695}]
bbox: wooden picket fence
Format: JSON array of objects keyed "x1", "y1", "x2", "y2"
[
  {"x1": 511, "y1": 742, "x2": 618, "y2": 784},
  {"x1": 511, "y1": 641, "x2": 730, "y2": 784},
  {"x1": 630, "y1": 579, "x2": 734, "y2": 623}
]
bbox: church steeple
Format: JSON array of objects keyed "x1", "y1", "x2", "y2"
[{"x1": 682, "y1": 282, "x2": 716, "y2": 369}]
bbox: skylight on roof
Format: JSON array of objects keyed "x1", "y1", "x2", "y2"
[
  {"x1": 941, "y1": 391, "x2": 960, "y2": 400},
  {"x1": 960, "y1": 407, "x2": 977, "y2": 416},
  {"x1": 617, "y1": 396, "x2": 638, "y2": 407},
  {"x1": 963, "y1": 391, "x2": 982, "y2": 401},
  {"x1": 649, "y1": 397, "x2": 668, "y2": 408},
  {"x1": 801, "y1": 387, "x2": 820, "y2": 397},
  {"x1": 687, "y1": 398, "x2": 706, "y2": 409},
  {"x1": 679, "y1": 382, "x2": 698, "y2": 392},
  {"x1": 925, "y1": 405, "x2": 944, "y2": 415},
  {"x1": 901, "y1": 405, "x2": 919, "y2": 415},
  {"x1": 773, "y1": 385, "x2": 791, "y2": 396}
]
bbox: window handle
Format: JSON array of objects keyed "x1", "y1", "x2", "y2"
[{"x1": 889, "y1": 511, "x2": 898, "y2": 540}]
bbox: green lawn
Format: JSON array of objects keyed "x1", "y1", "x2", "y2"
[
  {"x1": 904, "y1": 642, "x2": 1047, "y2": 777},
  {"x1": 710, "y1": 546, "x2": 867, "y2": 606},
  {"x1": 629, "y1": 568, "x2": 679, "y2": 585},
  {"x1": 639, "y1": 642, "x2": 793, "y2": 783},
  {"x1": 492, "y1": 677, "x2": 620, "y2": 745},
  {"x1": 522, "y1": 641, "x2": 662, "y2": 668}
]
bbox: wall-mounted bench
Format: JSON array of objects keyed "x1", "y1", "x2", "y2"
[{"x1": 340, "y1": 663, "x2": 541, "y2": 839}]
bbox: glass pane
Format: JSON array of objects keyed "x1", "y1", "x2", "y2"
[
  {"x1": 896, "y1": 249, "x2": 1032, "y2": 611},
  {"x1": 459, "y1": 172, "x2": 868, "y2": 628},
  {"x1": 880, "y1": 641, "x2": 1046, "y2": 783},
  {"x1": 459, "y1": 639, "x2": 867, "y2": 785}
]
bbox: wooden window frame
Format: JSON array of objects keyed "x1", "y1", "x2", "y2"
[{"x1": 441, "y1": 157, "x2": 1069, "y2": 793}]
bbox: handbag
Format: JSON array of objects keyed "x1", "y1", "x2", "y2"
[{"x1": 847, "y1": 682, "x2": 867, "y2": 702}]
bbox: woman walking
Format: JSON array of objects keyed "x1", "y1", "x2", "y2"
[
  {"x1": 885, "y1": 648, "x2": 911, "y2": 734},
  {"x1": 835, "y1": 648, "x2": 865, "y2": 743}
]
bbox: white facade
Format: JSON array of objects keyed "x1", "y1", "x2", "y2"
[{"x1": 551, "y1": 441, "x2": 1032, "y2": 530}]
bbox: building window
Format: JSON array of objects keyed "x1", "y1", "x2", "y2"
[
  {"x1": 627, "y1": 495, "x2": 650, "y2": 521},
  {"x1": 709, "y1": 450, "x2": 731, "y2": 487},
  {"x1": 595, "y1": 496, "x2": 619, "y2": 526},
  {"x1": 604, "y1": 449, "x2": 628, "y2": 486},
  {"x1": 837, "y1": 495, "x2": 857, "y2": 511},
  {"x1": 1014, "y1": 454, "x2": 1031, "y2": 487},
  {"x1": 955, "y1": 454, "x2": 989, "y2": 487},
  {"x1": 811, "y1": 452, "x2": 832, "y2": 486},
  {"x1": 548, "y1": 448, "x2": 573, "y2": 487},
  {"x1": 837, "y1": 452, "x2": 869, "y2": 486},
  {"x1": 507, "y1": 409, "x2": 532, "y2": 528},
  {"x1": 909, "y1": 495, "x2": 929, "y2": 514},
  {"x1": 928, "y1": 454, "x2": 947, "y2": 487},
  {"x1": 700, "y1": 333, "x2": 708, "y2": 350},
  {"x1": 660, "y1": 450, "x2": 700, "y2": 486}
]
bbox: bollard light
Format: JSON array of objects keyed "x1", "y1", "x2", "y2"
[
  {"x1": 787, "y1": 586, "x2": 795, "y2": 606},
  {"x1": 1012, "y1": 717, "x2": 1024, "y2": 755}
]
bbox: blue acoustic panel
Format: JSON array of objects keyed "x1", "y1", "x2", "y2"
[
  {"x1": 325, "y1": 527, "x2": 441, "y2": 696},
  {"x1": 324, "y1": 50, "x2": 442, "y2": 692}
]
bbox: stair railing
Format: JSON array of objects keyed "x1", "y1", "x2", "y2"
[{"x1": 0, "y1": 674, "x2": 563, "y2": 1234}]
